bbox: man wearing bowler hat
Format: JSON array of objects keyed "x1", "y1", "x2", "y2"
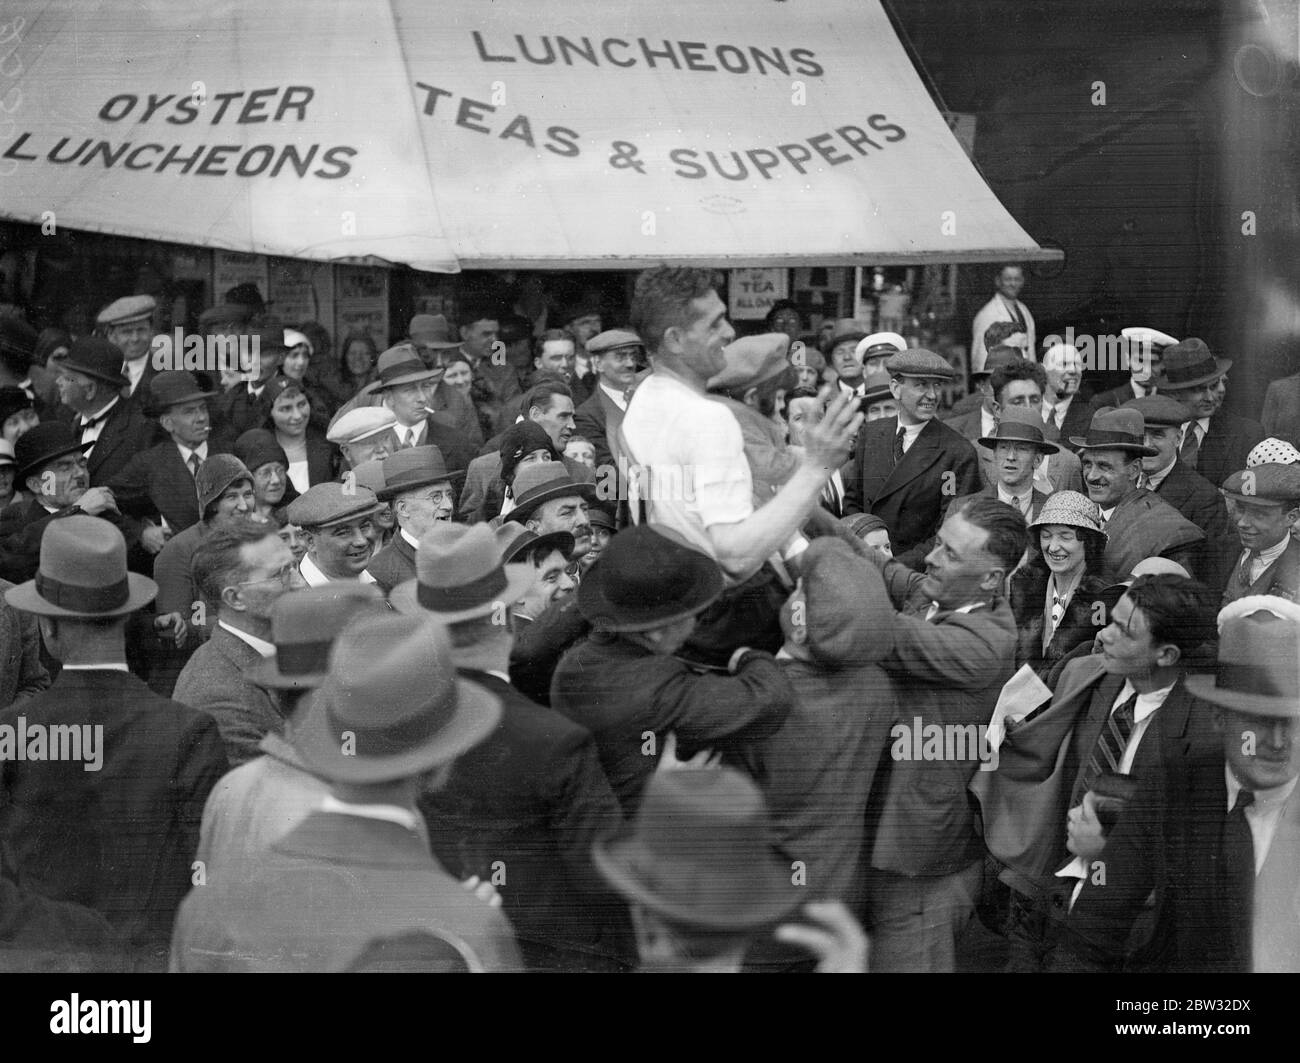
[
  {"x1": 845, "y1": 348, "x2": 981, "y2": 570},
  {"x1": 1153, "y1": 338, "x2": 1265, "y2": 493},
  {"x1": 1074, "y1": 406, "x2": 1204, "y2": 580},
  {"x1": 393, "y1": 522, "x2": 634, "y2": 971},
  {"x1": 505, "y1": 462, "x2": 597, "y2": 565},
  {"x1": 53, "y1": 337, "x2": 156, "y2": 488},
  {"x1": 364, "y1": 445, "x2": 460, "y2": 593},
  {"x1": 1, "y1": 516, "x2": 228, "y2": 971},
  {"x1": 551, "y1": 525, "x2": 794, "y2": 814},
  {"x1": 1124, "y1": 393, "x2": 1234, "y2": 593},
  {"x1": 95, "y1": 294, "x2": 157, "y2": 410},
  {"x1": 208, "y1": 324, "x2": 286, "y2": 451},
  {"x1": 171, "y1": 612, "x2": 522, "y2": 972},
  {"x1": 174, "y1": 520, "x2": 306, "y2": 766},
  {"x1": 0, "y1": 422, "x2": 128, "y2": 583},
  {"x1": 1050, "y1": 603, "x2": 1300, "y2": 972},
  {"x1": 110, "y1": 369, "x2": 231, "y2": 536},
  {"x1": 1219, "y1": 463, "x2": 1300, "y2": 606},
  {"x1": 194, "y1": 584, "x2": 386, "y2": 881},
  {"x1": 286, "y1": 481, "x2": 384, "y2": 587}
]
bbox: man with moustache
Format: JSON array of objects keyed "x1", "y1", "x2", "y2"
[
  {"x1": 95, "y1": 295, "x2": 158, "y2": 412},
  {"x1": 505, "y1": 463, "x2": 596, "y2": 568},
  {"x1": 573, "y1": 329, "x2": 641, "y2": 474}
]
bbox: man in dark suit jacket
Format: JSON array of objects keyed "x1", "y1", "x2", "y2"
[
  {"x1": 110, "y1": 371, "x2": 231, "y2": 535},
  {"x1": 52, "y1": 337, "x2": 158, "y2": 488},
  {"x1": 365, "y1": 446, "x2": 458, "y2": 592},
  {"x1": 95, "y1": 294, "x2": 159, "y2": 418},
  {"x1": 1218, "y1": 464, "x2": 1300, "y2": 606},
  {"x1": 856, "y1": 496, "x2": 1021, "y2": 972},
  {"x1": 1041, "y1": 342, "x2": 1094, "y2": 445},
  {"x1": 572, "y1": 329, "x2": 639, "y2": 474},
  {"x1": 173, "y1": 521, "x2": 305, "y2": 767},
  {"x1": 845, "y1": 349, "x2": 980, "y2": 570},
  {"x1": 1153, "y1": 338, "x2": 1265, "y2": 492},
  {"x1": 1048, "y1": 609, "x2": 1300, "y2": 973},
  {"x1": 972, "y1": 574, "x2": 1220, "y2": 970},
  {"x1": 209, "y1": 325, "x2": 285, "y2": 451},
  {"x1": 0, "y1": 516, "x2": 228, "y2": 971}
]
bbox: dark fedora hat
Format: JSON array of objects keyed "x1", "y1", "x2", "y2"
[
  {"x1": 292, "y1": 612, "x2": 501, "y2": 784},
  {"x1": 148, "y1": 370, "x2": 215, "y2": 415},
  {"x1": 495, "y1": 523, "x2": 576, "y2": 566},
  {"x1": 578, "y1": 525, "x2": 723, "y2": 632},
  {"x1": 377, "y1": 445, "x2": 462, "y2": 501},
  {"x1": 250, "y1": 584, "x2": 386, "y2": 691},
  {"x1": 59, "y1": 336, "x2": 129, "y2": 390},
  {"x1": 1069, "y1": 407, "x2": 1158, "y2": 456},
  {"x1": 505, "y1": 463, "x2": 597, "y2": 523},
  {"x1": 4, "y1": 515, "x2": 157, "y2": 618},
  {"x1": 1151, "y1": 338, "x2": 1231, "y2": 391},
  {"x1": 391, "y1": 522, "x2": 537, "y2": 622},
  {"x1": 14, "y1": 421, "x2": 93, "y2": 480},
  {"x1": 592, "y1": 767, "x2": 800, "y2": 930},
  {"x1": 1186, "y1": 609, "x2": 1300, "y2": 718},
  {"x1": 977, "y1": 406, "x2": 1060, "y2": 454}
]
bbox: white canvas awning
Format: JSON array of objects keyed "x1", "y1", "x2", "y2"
[{"x1": 0, "y1": 0, "x2": 1059, "y2": 271}]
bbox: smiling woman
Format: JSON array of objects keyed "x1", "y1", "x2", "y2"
[{"x1": 264, "y1": 376, "x2": 333, "y2": 493}]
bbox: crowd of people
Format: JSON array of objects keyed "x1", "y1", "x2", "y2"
[{"x1": 0, "y1": 264, "x2": 1296, "y2": 974}]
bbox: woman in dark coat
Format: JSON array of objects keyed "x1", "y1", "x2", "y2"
[
  {"x1": 1010, "y1": 490, "x2": 1116, "y2": 679},
  {"x1": 263, "y1": 376, "x2": 336, "y2": 493},
  {"x1": 484, "y1": 421, "x2": 561, "y2": 524}
]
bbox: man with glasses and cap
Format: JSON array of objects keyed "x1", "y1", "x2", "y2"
[
  {"x1": 391, "y1": 522, "x2": 633, "y2": 971},
  {"x1": 1048, "y1": 601, "x2": 1300, "y2": 972},
  {"x1": 95, "y1": 294, "x2": 157, "y2": 412},
  {"x1": 845, "y1": 348, "x2": 980, "y2": 570},
  {"x1": 286, "y1": 482, "x2": 384, "y2": 587},
  {"x1": 1152, "y1": 338, "x2": 1265, "y2": 493},
  {"x1": 1, "y1": 516, "x2": 228, "y2": 970},
  {"x1": 171, "y1": 611, "x2": 522, "y2": 972},
  {"x1": 173, "y1": 520, "x2": 306, "y2": 767},
  {"x1": 364, "y1": 445, "x2": 460, "y2": 593},
  {"x1": 1073, "y1": 406, "x2": 1204, "y2": 580},
  {"x1": 1219, "y1": 463, "x2": 1300, "y2": 607},
  {"x1": 52, "y1": 337, "x2": 156, "y2": 488}
]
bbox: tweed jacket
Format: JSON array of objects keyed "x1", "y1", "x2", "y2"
[
  {"x1": 1101, "y1": 488, "x2": 1205, "y2": 581},
  {"x1": 0, "y1": 578, "x2": 50, "y2": 710},
  {"x1": 173, "y1": 624, "x2": 284, "y2": 768},
  {"x1": 0, "y1": 669, "x2": 228, "y2": 970},
  {"x1": 1221, "y1": 534, "x2": 1300, "y2": 607}
]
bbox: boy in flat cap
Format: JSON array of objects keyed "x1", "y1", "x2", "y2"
[{"x1": 1219, "y1": 462, "x2": 1300, "y2": 606}]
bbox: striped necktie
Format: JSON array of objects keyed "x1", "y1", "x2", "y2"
[{"x1": 1079, "y1": 692, "x2": 1138, "y2": 796}]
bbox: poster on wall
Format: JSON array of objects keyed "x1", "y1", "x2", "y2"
[
  {"x1": 268, "y1": 258, "x2": 335, "y2": 334},
  {"x1": 212, "y1": 251, "x2": 269, "y2": 308},
  {"x1": 334, "y1": 266, "x2": 390, "y2": 353},
  {"x1": 728, "y1": 268, "x2": 789, "y2": 322}
]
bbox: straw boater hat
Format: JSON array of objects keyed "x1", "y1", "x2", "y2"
[
  {"x1": 377, "y1": 445, "x2": 463, "y2": 501},
  {"x1": 250, "y1": 583, "x2": 386, "y2": 691},
  {"x1": 494, "y1": 524, "x2": 576, "y2": 566},
  {"x1": 1186, "y1": 608, "x2": 1300, "y2": 718},
  {"x1": 59, "y1": 337, "x2": 129, "y2": 390},
  {"x1": 578, "y1": 525, "x2": 723, "y2": 632},
  {"x1": 390, "y1": 522, "x2": 536, "y2": 622},
  {"x1": 1068, "y1": 407, "x2": 1158, "y2": 457},
  {"x1": 1151, "y1": 338, "x2": 1230, "y2": 392},
  {"x1": 592, "y1": 767, "x2": 800, "y2": 930},
  {"x1": 505, "y1": 463, "x2": 597, "y2": 524},
  {"x1": 977, "y1": 406, "x2": 1060, "y2": 454},
  {"x1": 292, "y1": 612, "x2": 502, "y2": 784},
  {"x1": 1028, "y1": 490, "x2": 1105, "y2": 537},
  {"x1": 4, "y1": 515, "x2": 157, "y2": 618}
]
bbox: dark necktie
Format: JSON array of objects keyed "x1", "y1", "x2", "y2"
[
  {"x1": 1221, "y1": 788, "x2": 1256, "y2": 956},
  {"x1": 1079, "y1": 692, "x2": 1138, "y2": 796},
  {"x1": 1006, "y1": 298, "x2": 1026, "y2": 331},
  {"x1": 1045, "y1": 405, "x2": 1060, "y2": 430},
  {"x1": 188, "y1": 452, "x2": 203, "y2": 479},
  {"x1": 893, "y1": 426, "x2": 906, "y2": 466},
  {"x1": 1180, "y1": 423, "x2": 1201, "y2": 469}
]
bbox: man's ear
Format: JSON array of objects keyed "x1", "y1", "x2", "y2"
[
  {"x1": 1155, "y1": 642, "x2": 1182, "y2": 670},
  {"x1": 980, "y1": 566, "x2": 1007, "y2": 593},
  {"x1": 524, "y1": 517, "x2": 541, "y2": 535},
  {"x1": 742, "y1": 387, "x2": 760, "y2": 409},
  {"x1": 220, "y1": 585, "x2": 246, "y2": 613}
]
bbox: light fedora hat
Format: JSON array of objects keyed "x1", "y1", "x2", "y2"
[
  {"x1": 361, "y1": 343, "x2": 443, "y2": 396},
  {"x1": 250, "y1": 583, "x2": 386, "y2": 691},
  {"x1": 390, "y1": 522, "x2": 536, "y2": 623},
  {"x1": 5, "y1": 515, "x2": 157, "y2": 618},
  {"x1": 293, "y1": 612, "x2": 501, "y2": 784},
  {"x1": 1186, "y1": 607, "x2": 1300, "y2": 718}
]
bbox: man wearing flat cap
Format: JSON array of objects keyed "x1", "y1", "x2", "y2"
[
  {"x1": 845, "y1": 348, "x2": 981, "y2": 570},
  {"x1": 110, "y1": 370, "x2": 230, "y2": 538},
  {"x1": 286, "y1": 481, "x2": 383, "y2": 587},
  {"x1": 95, "y1": 294, "x2": 157, "y2": 411},
  {"x1": 53, "y1": 337, "x2": 155, "y2": 487},
  {"x1": 1049, "y1": 602, "x2": 1300, "y2": 972},
  {"x1": 171, "y1": 612, "x2": 522, "y2": 972},
  {"x1": 1, "y1": 516, "x2": 228, "y2": 970},
  {"x1": 1074, "y1": 406, "x2": 1205, "y2": 580},
  {"x1": 573, "y1": 328, "x2": 641, "y2": 474},
  {"x1": 1124, "y1": 393, "x2": 1234, "y2": 593},
  {"x1": 1153, "y1": 338, "x2": 1265, "y2": 492},
  {"x1": 1219, "y1": 463, "x2": 1300, "y2": 606},
  {"x1": 364, "y1": 445, "x2": 459, "y2": 592}
]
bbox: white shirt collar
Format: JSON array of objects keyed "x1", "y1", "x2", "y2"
[
  {"x1": 176, "y1": 440, "x2": 209, "y2": 464},
  {"x1": 997, "y1": 484, "x2": 1032, "y2": 508},
  {"x1": 400, "y1": 527, "x2": 421, "y2": 550},
  {"x1": 1226, "y1": 766, "x2": 1298, "y2": 812},
  {"x1": 981, "y1": 408, "x2": 996, "y2": 437},
  {"x1": 1144, "y1": 460, "x2": 1176, "y2": 491},
  {"x1": 599, "y1": 381, "x2": 629, "y2": 411},
  {"x1": 298, "y1": 553, "x2": 337, "y2": 586},
  {"x1": 82, "y1": 396, "x2": 119, "y2": 424},
  {"x1": 217, "y1": 619, "x2": 276, "y2": 658},
  {"x1": 924, "y1": 600, "x2": 983, "y2": 621},
  {"x1": 60, "y1": 663, "x2": 130, "y2": 672},
  {"x1": 1113, "y1": 678, "x2": 1174, "y2": 725},
  {"x1": 319, "y1": 795, "x2": 421, "y2": 833}
]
